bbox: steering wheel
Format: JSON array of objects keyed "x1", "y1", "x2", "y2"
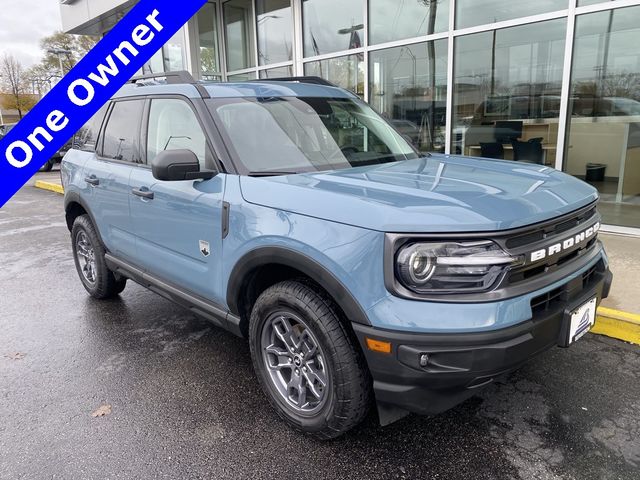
[
  {"x1": 327, "y1": 145, "x2": 360, "y2": 162},
  {"x1": 340, "y1": 145, "x2": 359, "y2": 155}
]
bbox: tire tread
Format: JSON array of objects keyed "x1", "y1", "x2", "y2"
[
  {"x1": 249, "y1": 280, "x2": 371, "y2": 440},
  {"x1": 71, "y1": 215, "x2": 126, "y2": 299}
]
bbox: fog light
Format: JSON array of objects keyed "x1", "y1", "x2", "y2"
[{"x1": 419, "y1": 353, "x2": 429, "y2": 367}]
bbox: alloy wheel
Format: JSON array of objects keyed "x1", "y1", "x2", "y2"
[
  {"x1": 75, "y1": 231, "x2": 97, "y2": 284},
  {"x1": 260, "y1": 312, "x2": 330, "y2": 415}
]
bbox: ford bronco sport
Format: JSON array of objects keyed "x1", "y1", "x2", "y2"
[{"x1": 62, "y1": 72, "x2": 613, "y2": 439}]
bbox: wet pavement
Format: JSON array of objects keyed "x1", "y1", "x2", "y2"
[{"x1": 1, "y1": 182, "x2": 639, "y2": 480}]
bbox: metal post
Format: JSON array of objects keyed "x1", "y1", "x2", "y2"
[{"x1": 48, "y1": 48, "x2": 73, "y2": 78}]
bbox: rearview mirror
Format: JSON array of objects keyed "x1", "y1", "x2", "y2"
[{"x1": 151, "y1": 150, "x2": 216, "y2": 181}]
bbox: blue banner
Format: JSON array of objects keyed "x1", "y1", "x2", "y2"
[{"x1": 0, "y1": 0, "x2": 207, "y2": 207}]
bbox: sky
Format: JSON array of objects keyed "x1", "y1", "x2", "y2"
[{"x1": 0, "y1": 0, "x2": 63, "y2": 68}]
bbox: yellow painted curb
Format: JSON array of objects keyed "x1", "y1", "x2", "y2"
[
  {"x1": 593, "y1": 307, "x2": 640, "y2": 345},
  {"x1": 34, "y1": 181, "x2": 64, "y2": 195}
]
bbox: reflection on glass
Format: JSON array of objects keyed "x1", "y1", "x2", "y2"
[
  {"x1": 209, "y1": 97, "x2": 418, "y2": 174},
  {"x1": 197, "y1": 2, "x2": 220, "y2": 77},
  {"x1": 451, "y1": 19, "x2": 566, "y2": 165},
  {"x1": 148, "y1": 99, "x2": 208, "y2": 167},
  {"x1": 369, "y1": 41, "x2": 448, "y2": 153},
  {"x1": 565, "y1": 7, "x2": 640, "y2": 228},
  {"x1": 303, "y1": 0, "x2": 364, "y2": 57},
  {"x1": 224, "y1": 0, "x2": 256, "y2": 71},
  {"x1": 257, "y1": 0, "x2": 293, "y2": 65},
  {"x1": 259, "y1": 65, "x2": 294, "y2": 78},
  {"x1": 304, "y1": 55, "x2": 364, "y2": 97},
  {"x1": 456, "y1": 0, "x2": 566, "y2": 29},
  {"x1": 142, "y1": 48, "x2": 165, "y2": 74},
  {"x1": 227, "y1": 71, "x2": 257, "y2": 81},
  {"x1": 163, "y1": 30, "x2": 186, "y2": 71},
  {"x1": 369, "y1": 0, "x2": 449, "y2": 45}
]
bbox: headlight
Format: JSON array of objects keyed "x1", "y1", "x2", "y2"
[{"x1": 395, "y1": 241, "x2": 523, "y2": 294}]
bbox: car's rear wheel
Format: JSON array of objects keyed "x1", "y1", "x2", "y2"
[
  {"x1": 249, "y1": 280, "x2": 370, "y2": 439},
  {"x1": 39, "y1": 160, "x2": 53, "y2": 172},
  {"x1": 71, "y1": 215, "x2": 126, "y2": 299}
]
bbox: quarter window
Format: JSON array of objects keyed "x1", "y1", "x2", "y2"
[
  {"x1": 147, "y1": 99, "x2": 209, "y2": 168},
  {"x1": 74, "y1": 104, "x2": 109, "y2": 152},
  {"x1": 101, "y1": 100, "x2": 145, "y2": 163}
]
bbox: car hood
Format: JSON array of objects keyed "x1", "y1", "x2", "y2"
[{"x1": 239, "y1": 154, "x2": 599, "y2": 232}]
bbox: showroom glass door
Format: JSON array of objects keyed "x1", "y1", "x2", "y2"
[{"x1": 564, "y1": 6, "x2": 640, "y2": 228}]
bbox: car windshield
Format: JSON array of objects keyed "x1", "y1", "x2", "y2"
[{"x1": 207, "y1": 96, "x2": 420, "y2": 174}]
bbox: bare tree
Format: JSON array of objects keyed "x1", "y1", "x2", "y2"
[
  {"x1": 1, "y1": 54, "x2": 34, "y2": 119},
  {"x1": 25, "y1": 63, "x2": 55, "y2": 96}
]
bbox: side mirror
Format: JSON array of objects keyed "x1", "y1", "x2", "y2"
[{"x1": 151, "y1": 149, "x2": 216, "y2": 181}]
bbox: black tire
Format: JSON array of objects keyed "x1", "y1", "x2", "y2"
[
  {"x1": 71, "y1": 215, "x2": 126, "y2": 299},
  {"x1": 40, "y1": 160, "x2": 53, "y2": 172},
  {"x1": 249, "y1": 280, "x2": 371, "y2": 440}
]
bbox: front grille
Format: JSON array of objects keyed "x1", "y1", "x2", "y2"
[
  {"x1": 505, "y1": 205, "x2": 597, "y2": 250},
  {"x1": 508, "y1": 236, "x2": 598, "y2": 286},
  {"x1": 504, "y1": 203, "x2": 600, "y2": 287}
]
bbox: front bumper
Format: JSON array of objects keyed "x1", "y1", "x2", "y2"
[{"x1": 353, "y1": 261, "x2": 612, "y2": 424}]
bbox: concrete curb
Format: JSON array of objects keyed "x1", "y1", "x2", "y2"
[
  {"x1": 594, "y1": 307, "x2": 640, "y2": 345},
  {"x1": 34, "y1": 181, "x2": 64, "y2": 195}
]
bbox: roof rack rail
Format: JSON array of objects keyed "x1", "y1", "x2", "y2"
[
  {"x1": 128, "y1": 70, "x2": 196, "y2": 85},
  {"x1": 258, "y1": 76, "x2": 338, "y2": 88},
  {"x1": 127, "y1": 70, "x2": 211, "y2": 99}
]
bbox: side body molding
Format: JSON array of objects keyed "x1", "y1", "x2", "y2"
[{"x1": 226, "y1": 246, "x2": 371, "y2": 326}]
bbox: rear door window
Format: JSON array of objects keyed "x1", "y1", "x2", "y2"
[{"x1": 101, "y1": 100, "x2": 145, "y2": 163}]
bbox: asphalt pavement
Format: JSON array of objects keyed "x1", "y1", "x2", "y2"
[{"x1": 1, "y1": 178, "x2": 639, "y2": 480}]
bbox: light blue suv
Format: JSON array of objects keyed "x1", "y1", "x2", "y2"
[{"x1": 62, "y1": 72, "x2": 612, "y2": 439}]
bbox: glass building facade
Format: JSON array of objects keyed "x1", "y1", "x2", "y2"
[{"x1": 63, "y1": 0, "x2": 640, "y2": 234}]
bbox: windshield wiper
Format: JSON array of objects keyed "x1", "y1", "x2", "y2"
[{"x1": 247, "y1": 170, "x2": 298, "y2": 177}]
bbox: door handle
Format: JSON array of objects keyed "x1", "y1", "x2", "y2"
[
  {"x1": 85, "y1": 175, "x2": 99, "y2": 186},
  {"x1": 132, "y1": 188, "x2": 154, "y2": 200}
]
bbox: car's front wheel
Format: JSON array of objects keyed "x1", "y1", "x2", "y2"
[
  {"x1": 249, "y1": 280, "x2": 370, "y2": 439},
  {"x1": 71, "y1": 215, "x2": 126, "y2": 299}
]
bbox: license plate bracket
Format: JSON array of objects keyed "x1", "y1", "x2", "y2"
[{"x1": 559, "y1": 296, "x2": 597, "y2": 347}]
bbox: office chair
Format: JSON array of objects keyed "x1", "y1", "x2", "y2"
[
  {"x1": 479, "y1": 142, "x2": 505, "y2": 159},
  {"x1": 512, "y1": 138, "x2": 544, "y2": 164}
]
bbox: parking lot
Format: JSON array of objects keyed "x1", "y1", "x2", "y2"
[{"x1": 1, "y1": 180, "x2": 639, "y2": 480}]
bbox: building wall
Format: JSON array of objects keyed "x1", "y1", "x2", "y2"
[
  {"x1": 60, "y1": 0, "x2": 134, "y2": 35},
  {"x1": 60, "y1": 0, "x2": 640, "y2": 233}
]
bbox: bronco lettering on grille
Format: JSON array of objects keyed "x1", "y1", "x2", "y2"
[{"x1": 530, "y1": 222, "x2": 600, "y2": 263}]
